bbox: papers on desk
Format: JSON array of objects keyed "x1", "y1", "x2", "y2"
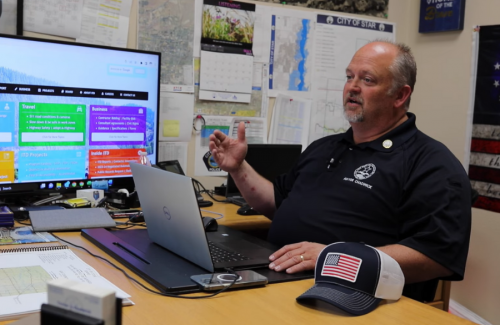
[
  {"x1": 0, "y1": 226, "x2": 58, "y2": 245},
  {"x1": 0, "y1": 246, "x2": 132, "y2": 321}
]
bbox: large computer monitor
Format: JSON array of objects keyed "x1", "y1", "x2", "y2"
[{"x1": 0, "y1": 34, "x2": 160, "y2": 199}]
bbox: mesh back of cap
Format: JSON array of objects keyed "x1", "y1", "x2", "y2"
[{"x1": 374, "y1": 249, "x2": 405, "y2": 300}]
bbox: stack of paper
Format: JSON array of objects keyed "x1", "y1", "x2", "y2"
[{"x1": 0, "y1": 246, "x2": 133, "y2": 321}]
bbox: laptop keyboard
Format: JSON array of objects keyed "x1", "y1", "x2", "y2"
[
  {"x1": 228, "y1": 196, "x2": 247, "y2": 206},
  {"x1": 208, "y1": 241, "x2": 251, "y2": 263}
]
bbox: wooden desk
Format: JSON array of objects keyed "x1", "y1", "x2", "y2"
[
  {"x1": 1, "y1": 231, "x2": 473, "y2": 325},
  {"x1": 210, "y1": 199, "x2": 451, "y2": 311},
  {"x1": 1, "y1": 203, "x2": 470, "y2": 325},
  {"x1": 201, "y1": 198, "x2": 271, "y2": 231}
]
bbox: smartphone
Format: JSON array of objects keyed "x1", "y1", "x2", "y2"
[{"x1": 190, "y1": 270, "x2": 268, "y2": 291}]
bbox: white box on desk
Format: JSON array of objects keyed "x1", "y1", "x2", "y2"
[
  {"x1": 47, "y1": 278, "x2": 116, "y2": 325},
  {"x1": 77, "y1": 189, "x2": 105, "y2": 207}
]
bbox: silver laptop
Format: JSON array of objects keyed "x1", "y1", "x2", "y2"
[{"x1": 129, "y1": 162, "x2": 275, "y2": 273}]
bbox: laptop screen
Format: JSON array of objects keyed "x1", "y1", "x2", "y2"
[{"x1": 226, "y1": 144, "x2": 302, "y2": 197}]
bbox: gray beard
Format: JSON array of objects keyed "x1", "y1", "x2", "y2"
[{"x1": 343, "y1": 106, "x2": 364, "y2": 123}]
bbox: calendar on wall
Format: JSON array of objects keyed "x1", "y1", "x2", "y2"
[{"x1": 199, "y1": 0, "x2": 256, "y2": 103}]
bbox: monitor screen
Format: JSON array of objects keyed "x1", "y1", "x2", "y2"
[
  {"x1": 0, "y1": 34, "x2": 160, "y2": 198},
  {"x1": 226, "y1": 144, "x2": 302, "y2": 197}
]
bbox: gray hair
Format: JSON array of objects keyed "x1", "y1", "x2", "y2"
[{"x1": 370, "y1": 40, "x2": 417, "y2": 110}]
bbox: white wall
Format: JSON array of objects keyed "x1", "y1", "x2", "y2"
[{"x1": 404, "y1": 1, "x2": 500, "y2": 323}]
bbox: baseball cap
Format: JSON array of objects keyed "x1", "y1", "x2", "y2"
[{"x1": 296, "y1": 242, "x2": 405, "y2": 316}]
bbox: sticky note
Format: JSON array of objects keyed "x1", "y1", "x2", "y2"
[{"x1": 163, "y1": 120, "x2": 180, "y2": 137}]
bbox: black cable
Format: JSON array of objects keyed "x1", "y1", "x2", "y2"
[
  {"x1": 113, "y1": 221, "x2": 147, "y2": 229},
  {"x1": 51, "y1": 234, "x2": 238, "y2": 299},
  {"x1": 193, "y1": 114, "x2": 206, "y2": 131},
  {"x1": 192, "y1": 179, "x2": 228, "y2": 203}
]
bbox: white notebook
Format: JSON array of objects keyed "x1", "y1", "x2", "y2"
[{"x1": 0, "y1": 245, "x2": 133, "y2": 321}]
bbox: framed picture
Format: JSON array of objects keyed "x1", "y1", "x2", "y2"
[
  {"x1": 419, "y1": 0, "x2": 466, "y2": 33},
  {"x1": 0, "y1": 0, "x2": 23, "y2": 35}
]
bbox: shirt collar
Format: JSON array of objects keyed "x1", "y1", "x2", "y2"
[{"x1": 340, "y1": 113, "x2": 418, "y2": 152}]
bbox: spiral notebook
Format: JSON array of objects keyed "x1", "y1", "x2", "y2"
[{"x1": 0, "y1": 245, "x2": 132, "y2": 321}]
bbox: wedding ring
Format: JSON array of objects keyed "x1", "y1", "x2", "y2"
[{"x1": 300, "y1": 255, "x2": 304, "y2": 262}]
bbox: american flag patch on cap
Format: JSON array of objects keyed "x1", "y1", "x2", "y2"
[{"x1": 321, "y1": 252, "x2": 362, "y2": 283}]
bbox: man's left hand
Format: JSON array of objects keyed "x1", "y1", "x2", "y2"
[{"x1": 269, "y1": 242, "x2": 325, "y2": 273}]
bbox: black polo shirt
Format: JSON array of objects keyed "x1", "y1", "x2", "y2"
[{"x1": 268, "y1": 113, "x2": 471, "y2": 301}]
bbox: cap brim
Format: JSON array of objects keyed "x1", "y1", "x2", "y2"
[{"x1": 296, "y1": 283, "x2": 381, "y2": 316}]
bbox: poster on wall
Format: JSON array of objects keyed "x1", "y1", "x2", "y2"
[
  {"x1": 419, "y1": 0, "x2": 465, "y2": 33},
  {"x1": 250, "y1": 0, "x2": 389, "y2": 18},
  {"x1": 0, "y1": 0, "x2": 23, "y2": 35},
  {"x1": 468, "y1": 25, "x2": 500, "y2": 213}
]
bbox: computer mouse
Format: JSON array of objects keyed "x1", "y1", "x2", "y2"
[
  {"x1": 237, "y1": 205, "x2": 260, "y2": 216},
  {"x1": 129, "y1": 214, "x2": 145, "y2": 223},
  {"x1": 202, "y1": 216, "x2": 218, "y2": 232}
]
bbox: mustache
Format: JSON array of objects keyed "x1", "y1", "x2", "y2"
[{"x1": 344, "y1": 92, "x2": 363, "y2": 105}]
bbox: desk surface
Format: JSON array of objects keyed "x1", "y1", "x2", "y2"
[
  {"x1": 1, "y1": 201, "x2": 473, "y2": 325},
  {"x1": 201, "y1": 197, "x2": 272, "y2": 231}
]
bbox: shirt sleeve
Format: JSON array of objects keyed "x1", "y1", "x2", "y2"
[{"x1": 397, "y1": 143, "x2": 472, "y2": 280}]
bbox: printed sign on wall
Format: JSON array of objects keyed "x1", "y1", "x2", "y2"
[{"x1": 419, "y1": 0, "x2": 466, "y2": 33}]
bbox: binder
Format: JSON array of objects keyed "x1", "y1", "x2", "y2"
[{"x1": 0, "y1": 245, "x2": 131, "y2": 321}]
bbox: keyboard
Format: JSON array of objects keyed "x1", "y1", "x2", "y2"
[
  {"x1": 208, "y1": 241, "x2": 250, "y2": 263},
  {"x1": 227, "y1": 196, "x2": 247, "y2": 206}
]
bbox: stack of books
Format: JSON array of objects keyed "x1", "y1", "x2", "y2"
[{"x1": 0, "y1": 206, "x2": 14, "y2": 227}]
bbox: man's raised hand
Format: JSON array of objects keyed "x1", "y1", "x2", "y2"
[{"x1": 209, "y1": 121, "x2": 248, "y2": 172}]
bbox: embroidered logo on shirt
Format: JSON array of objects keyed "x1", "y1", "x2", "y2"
[
  {"x1": 354, "y1": 164, "x2": 376, "y2": 180},
  {"x1": 343, "y1": 164, "x2": 375, "y2": 189}
]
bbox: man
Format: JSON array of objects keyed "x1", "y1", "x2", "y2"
[{"x1": 209, "y1": 40, "x2": 471, "y2": 301}]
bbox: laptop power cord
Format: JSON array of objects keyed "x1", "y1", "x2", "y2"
[{"x1": 51, "y1": 235, "x2": 239, "y2": 299}]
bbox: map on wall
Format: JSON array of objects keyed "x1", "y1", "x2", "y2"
[
  {"x1": 138, "y1": 0, "x2": 195, "y2": 92},
  {"x1": 252, "y1": 0, "x2": 389, "y2": 18},
  {"x1": 268, "y1": 14, "x2": 314, "y2": 98},
  {"x1": 308, "y1": 15, "x2": 395, "y2": 144}
]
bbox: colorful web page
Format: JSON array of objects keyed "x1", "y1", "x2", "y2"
[
  {"x1": 0, "y1": 151, "x2": 15, "y2": 183},
  {"x1": 0, "y1": 101, "x2": 15, "y2": 146},
  {"x1": 19, "y1": 102, "x2": 86, "y2": 147},
  {"x1": 0, "y1": 36, "x2": 159, "y2": 185},
  {"x1": 89, "y1": 105, "x2": 146, "y2": 146},
  {"x1": 88, "y1": 149, "x2": 144, "y2": 179},
  {"x1": 17, "y1": 150, "x2": 87, "y2": 182}
]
